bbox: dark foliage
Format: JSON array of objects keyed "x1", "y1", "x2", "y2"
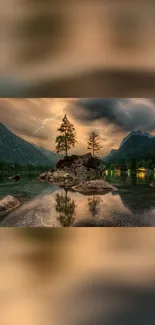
[
  {"x1": 56, "y1": 155, "x2": 78, "y2": 169},
  {"x1": 56, "y1": 115, "x2": 77, "y2": 156},
  {"x1": 86, "y1": 157, "x2": 101, "y2": 170}
]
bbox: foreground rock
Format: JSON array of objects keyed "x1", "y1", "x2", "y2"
[
  {"x1": 38, "y1": 153, "x2": 104, "y2": 188},
  {"x1": 8, "y1": 174, "x2": 22, "y2": 181},
  {"x1": 38, "y1": 169, "x2": 78, "y2": 188},
  {"x1": 0, "y1": 195, "x2": 20, "y2": 217},
  {"x1": 72, "y1": 180, "x2": 117, "y2": 195},
  {"x1": 0, "y1": 194, "x2": 61, "y2": 227}
]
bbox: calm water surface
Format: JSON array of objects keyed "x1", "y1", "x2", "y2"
[{"x1": 1, "y1": 170, "x2": 155, "y2": 226}]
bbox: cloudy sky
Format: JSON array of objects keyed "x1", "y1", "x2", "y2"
[{"x1": 1, "y1": 98, "x2": 155, "y2": 157}]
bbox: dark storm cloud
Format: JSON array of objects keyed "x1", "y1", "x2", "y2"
[{"x1": 75, "y1": 98, "x2": 155, "y2": 132}]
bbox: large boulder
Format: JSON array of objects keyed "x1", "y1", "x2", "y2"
[
  {"x1": 0, "y1": 195, "x2": 20, "y2": 217},
  {"x1": 72, "y1": 180, "x2": 117, "y2": 195},
  {"x1": 38, "y1": 169, "x2": 54, "y2": 182},
  {"x1": 38, "y1": 169, "x2": 78, "y2": 188},
  {"x1": 8, "y1": 174, "x2": 22, "y2": 181},
  {"x1": 150, "y1": 182, "x2": 155, "y2": 188}
]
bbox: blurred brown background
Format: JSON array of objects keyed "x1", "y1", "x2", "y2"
[
  {"x1": 1, "y1": 0, "x2": 155, "y2": 97},
  {"x1": 1, "y1": 2, "x2": 155, "y2": 322},
  {"x1": 1, "y1": 228, "x2": 155, "y2": 325}
]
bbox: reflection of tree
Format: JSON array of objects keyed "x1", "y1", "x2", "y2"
[
  {"x1": 130, "y1": 158, "x2": 137, "y2": 171},
  {"x1": 120, "y1": 172, "x2": 128, "y2": 182},
  {"x1": 55, "y1": 190, "x2": 75, "y2": 227},
  {"x1": 131, "y1": 172, "x2": 137, "y2": 185},
  {"x1": 88, "y1": 196, "x2": 101, "y2": 218}
]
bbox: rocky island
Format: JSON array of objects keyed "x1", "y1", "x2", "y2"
[{"x1": 38, "y1": 153, "x2": 117, "y2": 194}]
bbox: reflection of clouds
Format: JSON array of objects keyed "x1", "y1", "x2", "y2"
[
  {"x1": 0, "y1": 189, "x2": 131, "y2": 227},
  {"x1": 68, "y1": 190, "x2": 131, "y2": 221},
  {"x1": 0, "y1": 192, "x2": 62, "y2": 227}
]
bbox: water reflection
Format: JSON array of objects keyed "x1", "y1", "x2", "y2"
[
  {"x1": 88, "y1": 196, "x2": 101, "y2": 218},
  {"x1": 136, "y1": 171, "x2": 146, "y2": 180},
  {"x1": 55, "y1": 190, "x2": 76, "y2": 227},
  {"x1": 104, "y1": 169, "x2": 155, "y2": 186},
  {"x1": 120, "y1": 172, "x2": 128, "y2": 182},
  {"x1": 131, "y1": 173, "x2": 137, "y2": 185},
  {"x1": 115, "y1": 170, "x2": 121, "y2": 177},
  {"x1": 1, "y1": 171, "x2": 155, "y2": 226}
]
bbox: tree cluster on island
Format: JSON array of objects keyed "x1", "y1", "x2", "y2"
[
  {"x1": 55, "y1": 114, "x2": 102, "y2": 157},
  {"x1": 0, "y1": 161, "x2": 51, "y2": 172},
  {"x1": 55, "y1": 115, "x2": 155, "y2": 171}
]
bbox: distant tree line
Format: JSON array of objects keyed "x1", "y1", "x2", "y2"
[
  {"x1": 104, "y1": 158, "x2": 155, "y2": 171},
  {"x1": 0, "y1": 161, "x2": 52, "y2": 172}
]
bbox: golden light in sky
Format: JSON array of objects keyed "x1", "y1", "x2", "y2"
[{"x1": 1, "y1": 98, "x2": 155, "y2": 157}]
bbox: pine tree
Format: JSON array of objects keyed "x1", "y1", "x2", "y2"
[
  {"x1": 87, "y1": 132, "x2": 102, "y2": 157},
  {"x1": 55, "y1": 115, "x2": 77, "y2": 156}
]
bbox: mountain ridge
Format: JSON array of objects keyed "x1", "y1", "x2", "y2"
[
  {"x1": 103, "y1": 130, "x2": 155, "y2": 163},
  {"x1": 120, "y1": 130, "x2": 155, "y2": 147},
  {"x1": 0, "y1": 122, "x2": 60, "y2": 166}
]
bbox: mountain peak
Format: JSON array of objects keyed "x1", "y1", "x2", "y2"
[
  {"x1": 0, "y1": 122, "x2": 61, "y2": 166},
  {"x1": 120, "y1": 130, "x2": 154, "y2": 147},
  {"x1": 103, "y1": 130, "x2": 155, "y2": 162}
]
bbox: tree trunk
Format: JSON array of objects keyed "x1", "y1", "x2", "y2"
[
  {"x1": 65, "y1": 130, "x2": 68, "y2": 157},
  {"x1": 65, "y1": 189, "x2": 68, "y2": 202},
  {"x1": 66, "y1": 145, "x2": 67, "y2": 157},
  {"x1": 93, "y1": 141, "x2": 94, "y2": 157}
]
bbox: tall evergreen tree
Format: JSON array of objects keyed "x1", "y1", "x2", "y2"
[
  {"x1": 87, "y1": 132, "x2": 102, "y2": 157},
  {"x1": 55, "y1": 115, "x2": 76, "y2": 156}
]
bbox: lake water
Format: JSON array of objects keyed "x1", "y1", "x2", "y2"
[{"x1": 1, "y1": 170, "x2": 155, "y2": 226}]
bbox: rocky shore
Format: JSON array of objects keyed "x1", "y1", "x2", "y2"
[
  {"x1": 72, "y1": 180, "x2": 117, "y2": 195},
  {"x1": 0, "y1": 195, "x2": 20, "y2": 217},
  {"x1": 150, "y1": 182, "x2": 155, "y2": 188},
  {"x1": 38, "y1": 169, "x2": 77, "y2": 188},
  {"x1": 38, "y1": 153, "x2": 117, "y2": 194}
]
